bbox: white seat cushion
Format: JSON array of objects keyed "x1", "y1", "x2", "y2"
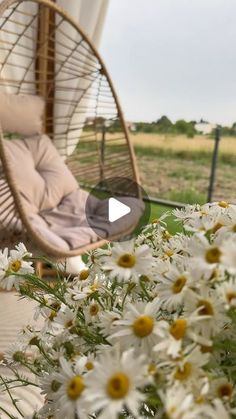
[{"x1": 4, "y1": 134, "x2": 78, "y2": 213}]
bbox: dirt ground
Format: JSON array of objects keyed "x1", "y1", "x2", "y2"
[{"x1": 131, "y1": 133, "x2": 236, "y2": 204}]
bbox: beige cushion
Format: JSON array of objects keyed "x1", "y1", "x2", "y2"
[
  {"x1": 4, "y1": 135, "x2": 78, "y2": 213},
  {"x1": 0, "y1": 92, "x2": 44, "y2": 136}
]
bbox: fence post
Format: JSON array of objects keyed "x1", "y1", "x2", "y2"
[
  {"x1": 207, "y1": 126, "x2": 221, "y2": 202},
  {"x1": 100, "y1": 122, "x2": 106, "y2": 183}
]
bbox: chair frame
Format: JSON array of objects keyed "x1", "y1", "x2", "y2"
[{"x1": 0, "y1": 0, "x2": 140, "y2": 258}]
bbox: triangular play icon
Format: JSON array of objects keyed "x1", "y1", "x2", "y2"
[{"x1": 108, "y1": 197, "x2": 131, "y2": 222}]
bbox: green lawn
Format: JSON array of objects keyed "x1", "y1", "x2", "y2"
[{"x1": 150, "y1": 202, "x2": 182, "y2": 234}]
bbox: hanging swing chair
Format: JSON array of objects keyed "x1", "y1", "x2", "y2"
[{"x1": 0, "y1": 0, "x2": 143, "y2": 259}]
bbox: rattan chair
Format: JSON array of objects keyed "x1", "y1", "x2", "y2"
[{"x1": 0, "y1": 0, "x2": 140, "y2": 259}]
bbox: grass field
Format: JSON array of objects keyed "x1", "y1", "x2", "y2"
[{"x1": 130, "y1": 133, "x2": 236, "y2": 204}]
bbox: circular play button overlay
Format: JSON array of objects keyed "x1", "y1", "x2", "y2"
[{"x1": 85, "y1": 177, "x2": 151, "y2": 241}]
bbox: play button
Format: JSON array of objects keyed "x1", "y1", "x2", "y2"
[
  {"x1": 109, "y1": 198, "x2": 131, "y2": 222},
  {"x1": 85, "y1": 177, "x2": 151, "y2": 242}
]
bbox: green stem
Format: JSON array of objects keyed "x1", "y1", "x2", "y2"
[
  {"x1": 0, "y1": 375, "x2": 24, "y2": 417},
  {"x1": 0, "y1": 406, "x2": 17, "y2": 419}
]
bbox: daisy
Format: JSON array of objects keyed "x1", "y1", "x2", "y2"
[
  {"x1": 50, "y1": 356, "x2": 88, "y2": 419},
  {"x1": 100, "y1": 239, "x2": 153, "y2": 283},
  {"x1": 109, "y1": 298, "x2": 166, "y2": 353},
  {"x1": 154, "y1": 310, "x2": 212, "y2": 358},
  {"x1": 161, "y1": 384, "x2": 194, "y2": 419},
  {"x1": 68, "y1": 277, "x2": 102, "y2": 301},
  {"x1": 84, "y1": 298, "x2": 102, "y2": 324},
  {"x1": 206, "y1": 398, "x2": 231, "y2": 419},
  {"x1": 184, "y1": 287, "x2": 229, "y2": 338},
  {"x1": 4, "y1": 341, "x2": 28, "y2": 365},
  {"x1": 98, "y1": 309, "x2": 121, "y2": 336},
  {"x1": 155, "y1": 264, "x2": 195, "y2": 310},
  {"x1": 216, "y1": 278, "x2": 236, "y2": 309},
  {"x1": 209, "y1": 377, "x2": 235, "y2": 402},
  {"x1": 84, "y1": 346, "x2": 147, "y2": 418},
  {"x1": 188, "y1": 233, "x2": 223, "y2": 280},
  {"x1": 220, "y1": 235, "x2": 236, "y2": 274},
  {"x1": 169, "y1": 345, "x2": 210, "y2": 389},
  {"x1": 10, "y1": 242, "x2": 32, "y2": 261},
  {"x1": 53, "y1": 305, "x2": 77, "y2": 331},
  {"x1": 0, "y1": 244, "x2": 34, "y2": 290}
]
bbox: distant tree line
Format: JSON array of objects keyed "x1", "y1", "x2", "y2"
[
  {"x1": 219, "y1": 123, "x2": 236, "y2": 137},
  {"x1": 135, "y1": 116, "x2": 197, "y2": 138},
  {"x1": 84, "y1": 116, "x2": 236, "y2": 138}
]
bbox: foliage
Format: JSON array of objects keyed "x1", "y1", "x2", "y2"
[
  {"x1": 0, "y1": 205, "x2": 236, "y2": 419},
  {"x1": 135, "y1": 116, "x2": 197, "y2": 137},
  {"x1": 2, "y1": 204, "x2": 236, "y2": 417}
]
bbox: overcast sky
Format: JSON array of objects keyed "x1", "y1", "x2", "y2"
[{"x1": 100, "y1": 0, "x2": 236, "y2": 126}]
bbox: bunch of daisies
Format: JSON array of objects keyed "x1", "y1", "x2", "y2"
[{"x1": 2, "y1": 202, "x2": 236, "y2": 418}]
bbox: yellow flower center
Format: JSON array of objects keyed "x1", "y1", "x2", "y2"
[
  {"x1": 85, "y1": 361, "x2": 94, "y2": 370},
  {"x1": 162, "y1": 230, "x2": 172, "y2": 240},
  {"x1": 140, "y1": 275, "x2": 150, "y2": 282},
  {"x1": 152, "y1": 218, "x2": 159, "y2": 224},
  {"x1": 79, "y1": 269, "x2": 90, "y2": 281},
  {"x1": 89, "y1": 304, "x2": 99, "y2": 316},
  {"x1": 90, "y1": 283, "x2": 98, "y2": 293},
  {"x1": 107, "y1": 372, "x2": 129, "y2": 399},
  {"x1": 133, "y1": 315, "x2": 154, "y2": 337},
  {"x1": 148, "y1": 363, "x2": 157, "y2": 375},
  {"x1": 200, "y1": 345, "x2": 213, "y2": 353},
  {"x1": 174, "y1": 362, "x2": 192, "y2": 381},
  {"x1": 48, "y1": 310, "x2": 57, "y2": 322},
  {"x1": 232, "y1": 224, "x2": 236, "y2": 233},
  {"x1": 211, "y1": 222, "x2": 223, "y2": 233},
  {"x1": 169, "y1": 319, "x2": 187, "y2": 340},
  {"x1": 165, "y1": 249, "x2": 174, "y2": 257},
  {"x1": 226, "y1": 292, "x2": 236, "y2": 303},
  {"x1": 197, "y1": 299, "x2": 214, "y2": 316},
  {"x1": 9, "y1": 260, "x2": 22, "y2": 272},
  {"x1": 67, "y1": 375, "x2": 85, "y2": 400},
  {"x1": 217, "y1": 383, "x2": 233, "y2": 399},
  {"x1": 65, "y1": 319, "x2": 73, "y2": 328},
  {"x1": 205, "y1": 247, "x2": 221, "y2": 264},
  {"x1": 172, "y1": 276, "x2": 187, "y2": 294},
  {"x1": 117, "y1": 254, "x2": 136, "y2": 268},
  {"x1": 218, "y1": 201, "x2": 229, "y2": 208}
]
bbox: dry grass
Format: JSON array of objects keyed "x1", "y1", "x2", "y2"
[{"x1": 130, "y1": 133, "x2": 235, "y2": 155}]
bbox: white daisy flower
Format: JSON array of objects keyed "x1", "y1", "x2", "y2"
[
  {"x1": 205, "y1": 398, "x2": 231, "y2": 419},
  {"x1": 50, "y1": 356, "x2": 88, "y2": 419},
  {"x1": 84, "y1": 346, "x2": 147, "y2": 418},
  {"x1": 84, "y1": 299, "x2": 102, "y2": 324},
  {"x1": 53, "y1": 305, "x2": 77, "y2": 331},
  {"x1": 209, "y1": 377, "x2": 235, "y2": 402},
  {"x1": 4, "y1": 341, "x2": 28, "y2": 365},
  {"x1": 10, "y1": 242, "x2": 32, "y2": 260},
  {"x1": 216, "y1": 278, "x2": 236, "y2": 309},
  {"x1": 101, "y1": 239, "x2": 153, "y2": 283},
  {"x1": 161, "y1": 384, "x2": 194, "y2": 419},
  {"x1": 169, "y1": 345, "x2": 210, "y2": 388},
  {"x1": 98, "y1": 309, "x2": 121, "y2": 336},
  {"x1": 68, "y1": 277, "x2": 102, "y2": 301},
  {"x1": 156, "y1": 264, "x2": 195, "y2": 310},
  {"x1": 188, "y1": 233, "x2": 223, "y2": 280},
  {"x1": 184, "y1": 287, "x2": 229, "y2": 338},
  {"x1": 220, "y1": 234, "x2": 236, "y2": 274},
  {"x1": 154, "y1": 310, "x2": 212, "y2": 358},
  {"x1": 0, "y1": 243, "x2": 34, "y2": 290},
  {"x1": 109, "y1": 298, "x2": 166, "y2": 353}
]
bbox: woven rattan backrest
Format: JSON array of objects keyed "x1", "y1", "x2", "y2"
[{"x1": 0, "y1": 0, "x2": 139, "y2": 195}]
